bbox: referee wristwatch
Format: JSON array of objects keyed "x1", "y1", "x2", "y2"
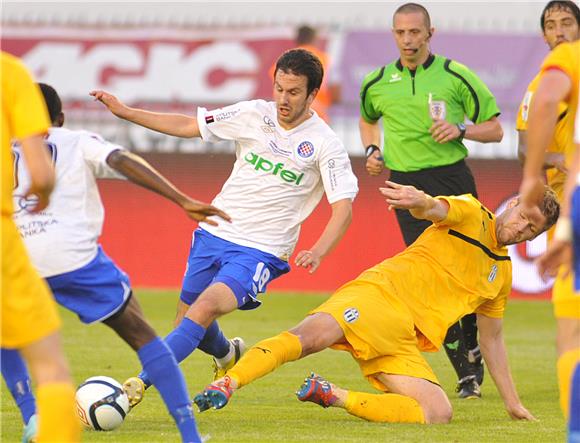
[
  {"x1": 456, "y1": 123, "x2": 466, "y2": 142},
  {"x1": 365, "y1": 144, "x2": 380, "y2": 158}
]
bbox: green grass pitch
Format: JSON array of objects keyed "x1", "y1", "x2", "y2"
[{"x1": 1, "y1": 290, "x2": 566, "y2": 442}]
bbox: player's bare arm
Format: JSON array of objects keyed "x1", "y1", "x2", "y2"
[
  {"x1": 477, "y1": 314, "x2": 535, "y2": 421},
  {"x1": 517, "y1": 130, "x2": 567, "y2": 172},
  {"x1": 359, "y1": 117, "x2": 384, "y2": 176},
  {"x1": 90, "y1": 90, "x2": 200, "y2": 138},
  {"x1": 536, "y1": 144, "x2": 580, "y2": 279},
  {"x1": 295, "y1": 198, "x2": 352, "y2": 274},
  {"x1": 19, "y1": 134, "x2": 55, "y2": 212},
  {"x1": 430, "y1": 116, "x2": 503, "y2": 144},
  {"x1": 521, "y1": 70, "x2": 572, "y2": 207},
  {"x1": 106, "y1": 150, "x2": 230, "y2": 226},
  {"x1": 379, "y1": 181, "x2": 449, "y2": 222}
]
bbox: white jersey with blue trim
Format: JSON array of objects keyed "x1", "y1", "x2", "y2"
[
  {"x1": 12, "y1": 127, "x2": 124, "y2": 277},
  {"x1": 197, "y1": 99, "x2": 358, "y2": 259}
]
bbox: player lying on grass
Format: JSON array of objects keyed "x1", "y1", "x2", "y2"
[
  {"x1": 194, "y1": 182, "x2": 559, "y2": 424},
  {"x1": 90, "y1": 48, "x2": 358, "y2": 407},
  {"x1": 2, "y1": 84, "x2": 229, "y2": 443}
]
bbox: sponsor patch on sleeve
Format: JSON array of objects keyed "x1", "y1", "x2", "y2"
[{"x1": 521, "y1": 91, "x2": 533, "y2": 122}]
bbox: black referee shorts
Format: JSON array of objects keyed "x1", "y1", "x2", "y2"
[{"x1": 390, "y1": 159, "x2": 478, "y2": 246}]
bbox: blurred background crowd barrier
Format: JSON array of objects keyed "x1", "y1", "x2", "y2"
[{"x1": 2, "y1": 2, "x2": 553, "y2": 297}]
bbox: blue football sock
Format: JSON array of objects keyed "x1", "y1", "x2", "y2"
[
  {"x1": 1, "y1": 348, "x2": 36, "y2": 424},
  {"x1": 138, "y1": 337, "x2": 201, "y2": 443},
  {"x1": 197, "y1": 320, "x2": 230, "y2": 358},
  {"x1": 569, "y1": 362, "x2": 580, "y2": 443},
  {"x1": 140, "y1": 318, "x2": 206, "y2": 387}
]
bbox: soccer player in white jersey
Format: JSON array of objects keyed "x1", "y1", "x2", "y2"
[
  {"x1": 2, "y1": 83, "x2": 230, "y2": 443},
  {"x1": 91, "y1": 48, "x2": 359, "y2": 408}
]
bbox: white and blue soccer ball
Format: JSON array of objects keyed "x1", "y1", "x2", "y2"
[{"x1": 75, "y1": 376, "x2": 130, "y2": 431}]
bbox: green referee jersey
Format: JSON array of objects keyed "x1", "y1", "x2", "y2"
[{"x1": 360, "y1": 54, "x2": 501, "y2": 172}]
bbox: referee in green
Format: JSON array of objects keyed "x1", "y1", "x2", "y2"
[{"x1": 359, "y1": 3, "x2": 503, "y2": 399}]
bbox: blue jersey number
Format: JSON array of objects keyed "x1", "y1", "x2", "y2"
[{"x1": 12, "y1": 141, "x2": 57, "y2": 189}]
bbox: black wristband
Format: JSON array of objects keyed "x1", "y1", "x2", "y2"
[
  {"x1": 456, "y1": 123, "x2": 466, "y2": 142},
  {"x1": 365, "y1": 144, "x2": 380, "y2": 158}
]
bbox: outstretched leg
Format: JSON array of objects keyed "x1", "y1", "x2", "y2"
[
  {"x1": 138, "y1": 283, "x2": 238, "y2": 388},
  {"x1": 175, "y1": 298, "x2": 236, "y2": 374},
  {"x1": 297, "y1": 372, "x2": 451, "y2": 424},
  {"x1": 193, "y1": 312, "x2": 344, "y2": 411},
  {"x1": 104, "y1": 294, "x2": 201, "y2": 443}
]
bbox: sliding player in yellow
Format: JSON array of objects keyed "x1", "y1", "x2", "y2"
[
  {"x1": 1, "y1": 51, "x2": 81, "y2": 442},
  {"x1": 520, "y1": 39, "x2": 580, "y2": 441},
  {"x1": 194, "y1": 181, "x2": 559, "y2": 423}
]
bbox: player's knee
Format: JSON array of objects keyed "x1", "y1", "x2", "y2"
[
  {"x1": 27, "y1": 352, "x2": 71, "y2": 385},
  {"x1": 292, "y1": 332, "x2": 320, "y2": 357},
  {"x1": 423, "y1": 401, "x2": 453, "y2": 424},
  {"x1": 188, "y1": 294, "x2": 233, "y2": 324}
]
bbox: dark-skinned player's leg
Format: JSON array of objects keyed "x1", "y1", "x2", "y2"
[{"x1": 104, "y1": 294, "x2": 201, "y2": 442}]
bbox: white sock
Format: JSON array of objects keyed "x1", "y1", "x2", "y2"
[{"x1": 215, "y1": 341, "x2": 235, "y2": 368}]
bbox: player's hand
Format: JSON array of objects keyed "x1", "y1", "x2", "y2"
[
  {"x1": 23, "y1": 186, "x2": 51, "y2": 213},
  {"x1": 295, "y1": 249, "x2": 322, "y2": 274},
  {"x1": 366, "y1": 152, "x2": 384, "y2": 176},
  {"x1": 536, "y1": 238, "x2": 572, "y2": 281},
  {"x1": 379, "y1": 181, "x2": 426, "y2": 211},
  {"x1": 90, "y1": 90, "x2": 131, "y2": 119},
  {"x1": 429, "y1": 120, "x2": 461, "y2": 144},
  {"x1": 518, "y1": 176, "x2": 546, "y2": 209},
  {"x1": 506, "y1": 403, "x2": 536, "y2": 421},
  {"x1": 180, "y1": 198, "x2": 231, "y2": 226},
  {"x1": 544, "y1": 153, "x2": 568, "y2": 174}
]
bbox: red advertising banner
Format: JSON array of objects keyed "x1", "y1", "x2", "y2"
[{"x1": 1, "y1": 26, "x2": 294, "y2": 106}]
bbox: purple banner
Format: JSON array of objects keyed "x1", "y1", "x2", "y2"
[{"x1": 338, "y1": 31, "x2": 548, "y2": 118}]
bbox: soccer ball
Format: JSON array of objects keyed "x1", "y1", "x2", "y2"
[{"x1": 75, "y1": 376, "x2": 130, "y2": 431}]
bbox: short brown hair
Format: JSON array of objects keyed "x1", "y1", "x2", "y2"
[
  {"x1": 539, "y1": 185, "x2": 560, "y2": 232},
  {"x1": 393, "y1": 2, "x2": 432, "y2": 28},
  {"x1": 274, "y1": 49, "x2": 323, "y2": 96}
]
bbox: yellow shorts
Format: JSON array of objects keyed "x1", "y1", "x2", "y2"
[
  {"x1": 552, "y1": 270, "x2": 580, "y2": 319},
  {"x1": 310, "y1": 277, "x2": 439, "y2": 392},
  {"x1": 1, "y1": 218, "x2": 61, "y2": 348}
]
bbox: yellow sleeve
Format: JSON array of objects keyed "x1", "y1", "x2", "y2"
[
  {"x1": 516, "y1": 75, "x2": 539, "y2": 131},
  {"x1": 433, "y1": 194, "x2": 479, "y2": 228},
  {"x1": 475, "y1": 270, "x2": 511, "y2": 318},
  {"x1": 6, "y1": 54, "x2": 50, "y2": 140},
  {"x1": 540, "y1": 41, "x2": 578, "y2": 85},
  {"x1": 515, "y1": 92, "x2": 530, "y2": 131}
]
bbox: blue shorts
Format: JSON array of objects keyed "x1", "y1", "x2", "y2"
[
  {"x1": 180, "y1": 229, "x2": 290, "y2": 310},
  {"x1": 46, "y1": 246, "x2": 132, "y2": 324}
]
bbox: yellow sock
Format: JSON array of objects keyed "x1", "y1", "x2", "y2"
[
  {"x1": 344, "y1": 391, "x2": 425, "y2": 424},
  {"x1": 229, "y1": 331, "x2": 302, "y2": 387},
  {"x1": 37, "y1": 382, "x2": 81, "y2": 442},
  {"x1": 558, "y1": 348, "x2": 580, "y2": 420}
]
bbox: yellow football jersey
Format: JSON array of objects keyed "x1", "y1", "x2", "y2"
[
  {"x1": 517, "y1": 72, "x2": 568, "y2": 199},
  {"x1": 361, "y1": 194, "x2": 511, "y2": 352},
  {"x1": 1, "y1": 51, "x2": 50, "y2": 217},
  {"x1": 540, "y1": 41, "x2": 580, "y2": 165}
]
